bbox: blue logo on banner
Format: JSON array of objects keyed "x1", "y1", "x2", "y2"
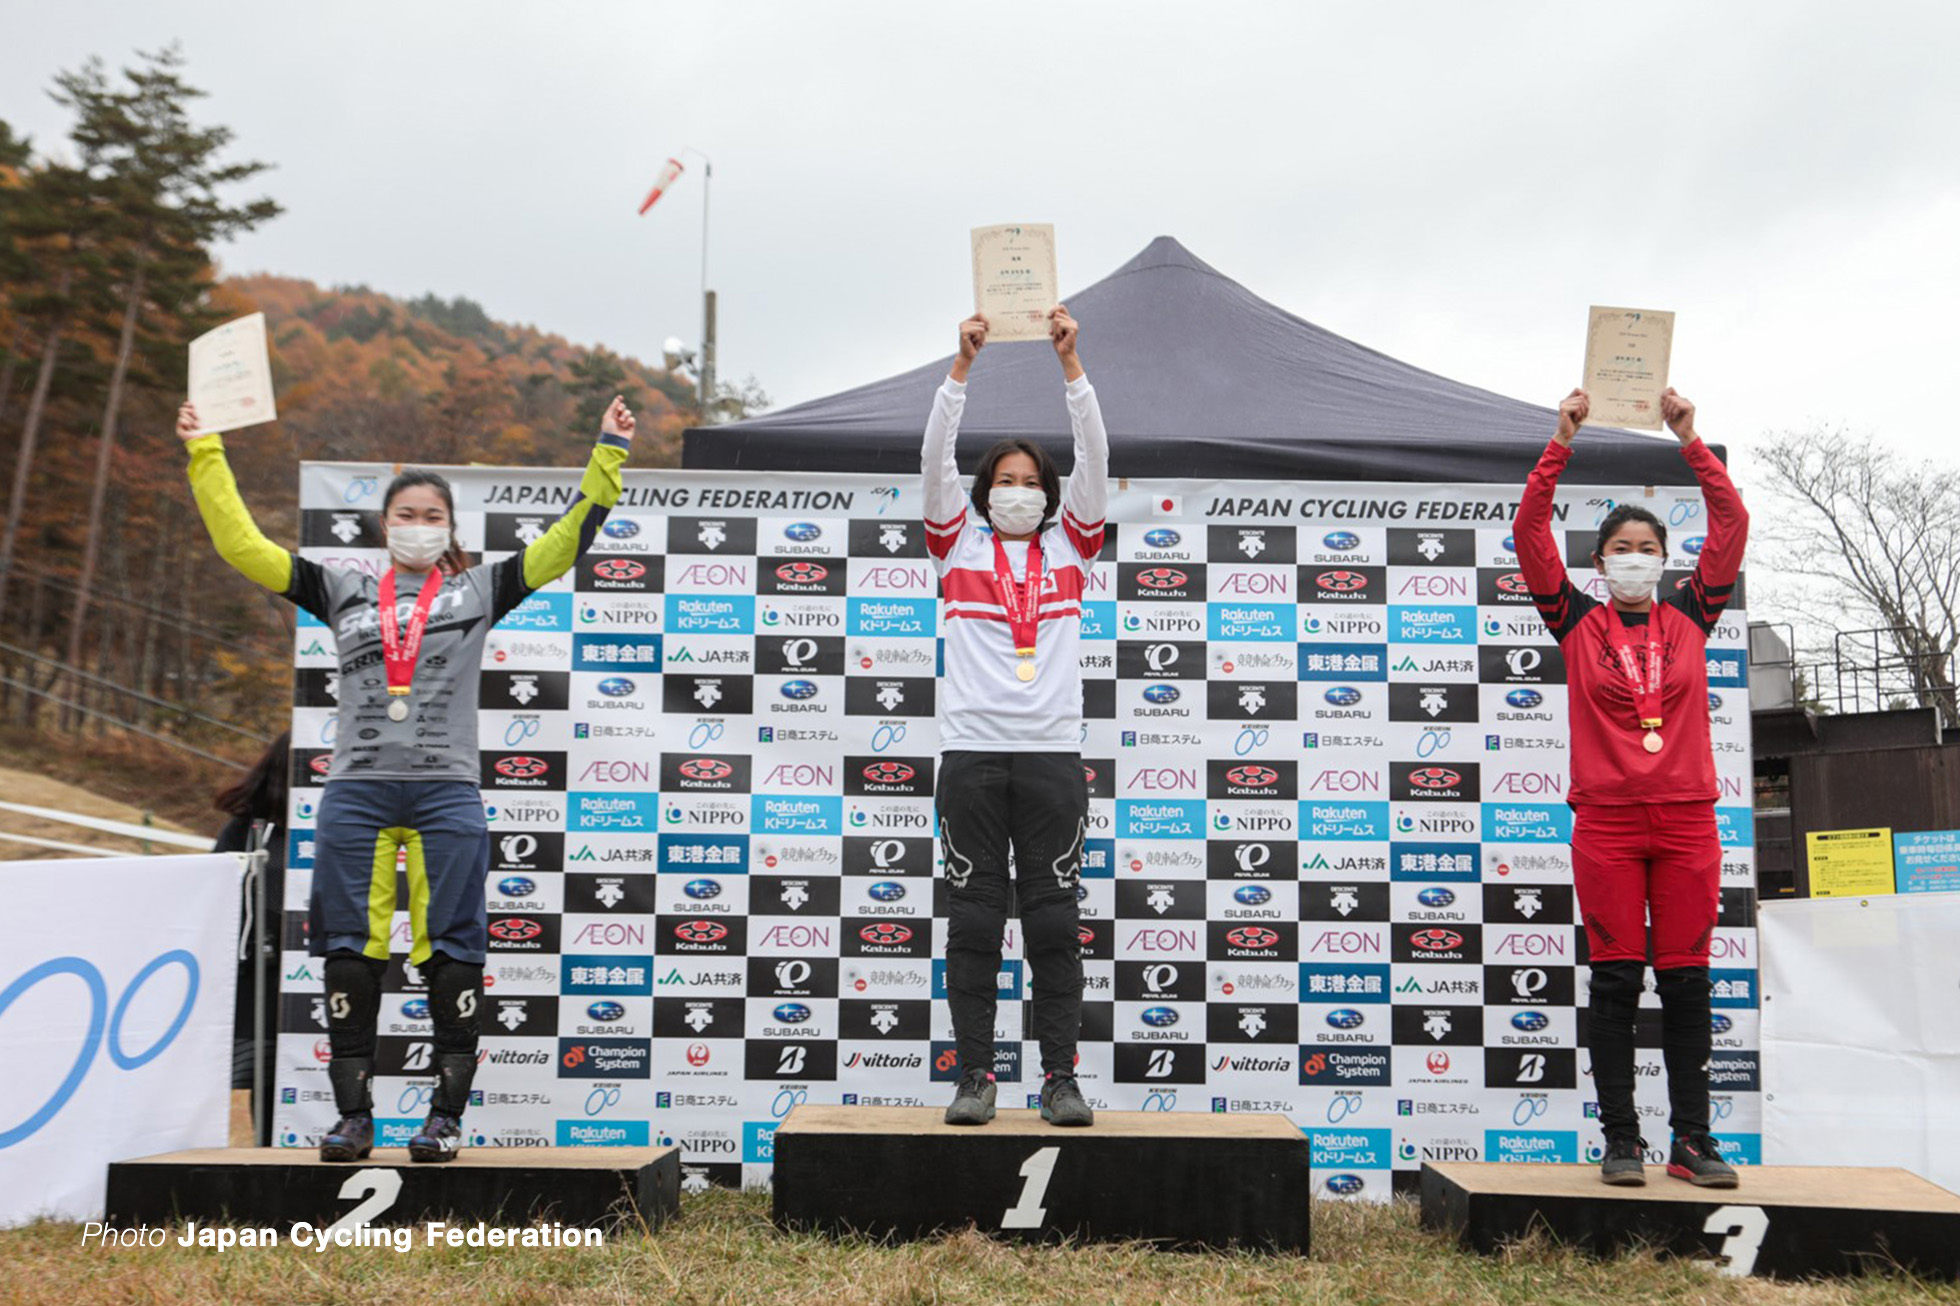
[
  {"x1": 1300, "y1": 801, "x2": 1389, "y2": 841},
  {"x1": 657, "y1": 833, "x2": 749, "y2": 874},
  {"x1": 1706, "y1": 651, "x2": 1747, "y2": 687},
  {"x1": 1297, "y1": 643, "x2": 1389, "y2": 681},
  {"x1": 1117, "y1": 800, "x2": 1206, "y2": 838},
  {"x1": 288, "y1": 828, "x2": 316, "y2": 870},
  {"x1": 751, "y1": 795, "x2": 843, "y2": 835},
  {"x1": 1486, "y1": 1130, "x2": 1578, "y2": 1162},
  {"x1": 1391, "y1": 606, "x2": 1477, "y2": 644},
  {"x1": 742, "y1": 1121, "x2": 778, "y2": 1164},
  {"x1": 1895, "y1": 829, "x2": 1960, "y2": 893},
  {"x1": 1309, "y1": 1128, "x2": 1392, "y2": 1169},
  {"x1": 1480, "y1": 803, "x2": 1572, "y2": 842},
  {"x1": 573, "y1": 633, "x2": 662, "y2": 671},
  {"x1": 500, "y1": 591, "x2": 572, "y2": 632},
  {"x1": 1390, "y1": 842, "x2": 1481, "y2": 882},
  {"x1": 1209, "y1": 603, "x2": 1294, "y2": 641},
  {"x1": 666, "y1": 594, "x2": 755, "y2": 634},
  {"x1": 933, "y1": 958, "x2": 1023, "y2": 1000},
  {"x1": 849, "y1": 598, "x2": 934, "y2": 637},
  {"x1": 562, "y1": 956, "x2": 655, "y2": 996},
  {"x1": 1711, "y1": 1132, "x2": 1762, "y2": 1164},
  {"x1": 1714, "y1": 807, "x2": 1754, "y2": 847},
  {"x1": 1300, "y1": 963, "x2": 1391, "y2": 1004},
  {"x1": 556, "y1": 1119, "x2": 650, "y2": 1146},
  {"x1": 570, "y1": 792, "x2": 660, "y2": 831},
  {"x1": 1710, "y1": 969, "x2": 1758, "y2": 1008},
  {"x1": 1081, "y1": 839, "x2": 1115, "y2": 878},
  {"x1": 1079, "y1": 601, "x2": 1116, "y2": 641}
]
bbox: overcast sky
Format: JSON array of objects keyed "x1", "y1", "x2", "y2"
[{"x1": 6, "y1": 2, "x2": 1957, "y2": 474}]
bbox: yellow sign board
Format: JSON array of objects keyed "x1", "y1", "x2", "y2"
[{"x1": 1807, "y1": 827, "x2": 1896, "y2": 898}]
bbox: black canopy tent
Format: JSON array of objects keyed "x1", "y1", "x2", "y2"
[{"x1": 686, "y1": 237, "x2": 1718, "y2": 484}]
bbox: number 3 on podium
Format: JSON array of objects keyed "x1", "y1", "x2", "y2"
[
  {"x1": 1000, "y1": 1146, "x2": 1061, "y2": 1229},
  {"x1": 1703, "y1": 1205, "x2": 1769, "y2": 1277}
]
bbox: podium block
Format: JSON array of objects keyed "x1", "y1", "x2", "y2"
[
  {"x1": 1421, "y1": 1162, "x2": 1960, "y2": 1280},
  {"x1": 771, "y1": 1106, "x2": 1309, "y2": 1251},
  {"x1": 105, "y1": 1147, "x2": 679, "y2": 1231}
]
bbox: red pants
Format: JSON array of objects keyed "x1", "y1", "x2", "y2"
[{"x1": 1571, "y1": 801, "x2": 1721, "y2": 969}]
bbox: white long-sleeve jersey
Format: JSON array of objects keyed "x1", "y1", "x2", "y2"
[{"x1": 922, "y1": 374, "x2": 1110, "y2": 752}]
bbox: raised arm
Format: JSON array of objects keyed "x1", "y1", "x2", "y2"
[
  {"x1": 1660, "y1": 388, "x2": 1749, "y2": 633},
  {"x1": 1515, "y1": 389, "x2": 1595, "y2": 643},
  {"x1": 490, "y1": 395, "x2": 634, "y2": 622},
  {"x1": 1051, "y1": 305, "x2": 1107, "y2": 561},
  {"x1": 923, "y1": 316, "x2": 985, "y2": 565},
  {"x1": 179, "y1": 401, "x2": 332, "y2": 621}
]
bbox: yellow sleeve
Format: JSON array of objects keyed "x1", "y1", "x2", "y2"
[
  {"x1": 184, "y1": 433, "x2": 295, "y2": 594},
  {"x1": 518, "y1": 438, "x2": 631, "y2": 591}
]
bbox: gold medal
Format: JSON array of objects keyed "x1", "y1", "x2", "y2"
[
  {"x1": 388, "y1": 697, "x2": 409, "y2": 722},
  {"x1": 1016, "y1": 656, "x2": 1037, "y2": 683},
  {"x1": 1642, "y1": 729, "x2": 1663, "y2": 754}
]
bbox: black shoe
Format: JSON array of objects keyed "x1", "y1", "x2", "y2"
[
  {"x1": 1039, "y1": 1073, "x2": 1093, "y2": 1127},
  {"x1": 408, "y1": 1112, "x2": 464, "y2": 1162},
  {"x1": 1600, "y1": 1133, "x2": 1646, "y2": 1186},
  {"x1": 319, "y1": 1114, "x2": 374, "y2": 1162},
  {"x1": 944, "y1": 1071, "x2": 997, "y2": 1125},
  {"x1": 1667, "y1": 1132, "x2": 1739, "y2": 1188}
]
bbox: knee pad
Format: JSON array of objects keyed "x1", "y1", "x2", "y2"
[
  {"x1": 1587, "y1": 960, "x2": 1645, "y2": 1019},
  {"x1": 1655, "y1": 965, "x2": 1711, "y2": 1009},
  {"x1": 424, "y1": 954, "x2": 483, "y2": 1055},
  {"x1": 323, "y1": 951, "x2": 385, "y2": 1060},
  {"x1": 945, "y1": 891, "x2": 1007, "y2": 956},
  {"x1": 1019, "y1": 892, "x2": 1082, "y2": 959}
]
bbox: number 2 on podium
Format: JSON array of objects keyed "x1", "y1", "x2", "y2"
[{"x1": 1001, "y1": 1146, "x2": 1061, "y2": 1229}]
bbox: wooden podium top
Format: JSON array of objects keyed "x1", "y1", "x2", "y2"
[
  {"x1": 1425, "y1": 1162, "x2": 1960, "y2": 1213},
  {"x1": 117, "y1": 1146, "x2": 677, "y2": 1170},
  {"x1": 777, "y1": 1105, "x2": 1302, "y2": 1141}
]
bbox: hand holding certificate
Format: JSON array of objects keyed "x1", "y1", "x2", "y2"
[
  {"x1": 971, "y1": 224, "x2": 1058, "y2": 342},
  {"x1": 1582, "y1": 306, "x2": 1674, "y2": 430},
  {"x1": 187, "y1": 312, "x2": 277, "y2": 434}
]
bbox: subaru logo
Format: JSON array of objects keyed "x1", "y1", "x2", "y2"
[
  {"x1": 496, "y1": 876, "x2": 536, "y2": 897},
  {"x1": 1505, "y1": 688, "x2": 1543, "y2": 709},
  {"x1": 586, "y1": 1001, "x2": 626, "y2": 1022},
  {"x1": 1326, "y1": 1008, "x2": 1364, "y2": 1030},
  {"x1": 781, "y1": 679, "x2": 819, "y2": 700},
  {"x1": 683, "y1": 879, "x2": 721, "y2": 900},
  {"x1": 784, "y1": 522, "x2": 822, "y2": 542},
  {"x1": 1233, "y1": 885, "x2": 1271, "y2": 906},
  {"x1": 597, "y1": 677, "x2": 636, "y2": 697},
  {"x1": 1143, "y1": 528, "x2": 1181, "y2": 548},
  {"x1": 1502, "y1": 534, "x2": 1515, "y2": 553},
  {"x1": 601, "y1": 519, "x2": 640, "y2": 539},
  {"x1": 1322, "y1": 531, "x2": 1360, "y2": 551},
  {"x1": 1708, "y1": 692, "x2": 1723, "y2": 711},
  {"x1": 1511, "y1": 1011, "x2": 1549, "y2": 1033},
  {"x1": 1711, "y1": 1014, "x2": 1733, "y2": 1034},
  {"x1": 1324, "y1": 686, "x2": 1362, "y2": 707},
  {"x1": 1325, "y1": 1174, "x2": 1365, "y2": 1197},
  {"x1": 401, "y1": 999, "x2": 430, "y2": 1020},
  {"x1": 868, "y1": 881, "x2": 906, "y2": 902},
  {"x1": 1141, "y1": 1006, "x2": 1179, "y2": 1028},
  {"x1": 1417, "y1": 887, "x2": 1455, "y2": 908},
  {"x1": 1143, "y1": 684, "x2": 1180, "y2": 704},
  {"x1": 772, "y1": 1003, "x2": 812, "y2": 1024},
  {"x1": 1683, "y1": 535, "x2": 1706, "y2": 555}
]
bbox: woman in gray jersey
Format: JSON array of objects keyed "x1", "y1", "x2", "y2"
[{"x1": 179, "y1": 395, "x2": 636, "y2": 1162}]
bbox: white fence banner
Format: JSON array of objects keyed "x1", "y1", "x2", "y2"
[{"x1": 0, "y1": 854, "x2": 240, "y2": 1226}]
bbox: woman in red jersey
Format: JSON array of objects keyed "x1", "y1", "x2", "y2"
[{"x1": 1515, "y1": 386, "x2": 1748, "y2": 1189}]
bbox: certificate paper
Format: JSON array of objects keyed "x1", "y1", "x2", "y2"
[
  {"x1": 188, "y1": 312, "x2": 277, "y2": 433},
  {"x1": 971, "y1": 224, "x2": 1058, "y2": 342},
  {"x1": 1582, "y1": 306, "x2": 1674, "y2": 430}
]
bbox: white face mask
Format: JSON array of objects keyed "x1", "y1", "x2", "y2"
[
  {"x1": 987, "y1": 486, "x2": 1047, "y2": 536},
  {"x1": 387, "y1": 523, "x2": 451, "y2": 570},
  {"x1": 1600, "y1": 552, "x2": 1665, "y2": 603}
]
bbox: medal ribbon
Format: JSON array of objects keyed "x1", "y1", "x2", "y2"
[
  {"x1": 378, "y1": 567, "x2": 446, "y2": 699},
  {"x1": 991, "y1": 531, "x2": 1043, "y2": 659},
  {"x1": 1606, "y1": 609, "x2": 1666, "y2": 731}
]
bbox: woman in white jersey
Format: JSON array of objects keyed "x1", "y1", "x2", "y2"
[{"x1": 923, "y1": 306, "x2": 1109, "y2": 1127}]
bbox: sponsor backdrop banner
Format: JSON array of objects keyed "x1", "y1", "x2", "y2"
[
  {"x1": 1, "y1": 855, "x2": 240, "y2": 1226},
  {"x1": 279, "y1": 464, "x2": 1758, "y2": 1197}
]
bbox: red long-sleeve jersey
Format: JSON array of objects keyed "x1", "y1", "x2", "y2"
[{"x1": 1514, "y1": 437, "x2": 1749, "y2": 806}]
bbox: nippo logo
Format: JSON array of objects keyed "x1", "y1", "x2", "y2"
[
  {"x1": 1410, "y1": 928, "x2": 1464, "y2": 951},
  {"x1": 1226, "y1": 765, "x2": 1278, "y2": 788},
  {"x1": 776, "y1": 561, "x2": 828, "y2": 584},
  {"x1": 1136, "y1": 567, "x2": 1189, "y2": 589},
  {"x1": 593, "y1": 558, "x2": 646, "y2": 581},
  {"x1": 784, "y1": 522, "x2": 822, "y2": 542},
  {"x1": 1315, "y1": 570, "x2": 1369, "y2": 593},
  {"x1": 862, "y1": 761, "x2": 915, "y2": 785},
  {"x1": 496, "y1": 756, "x2": 550, "y2": 780},
  {"x1": 1321, "y1": 531, "x2": 1360, "y2": 551},
  {"x1": 859, "y1": 923, "x2": 912, "y2": 946},
  {"x1": 674, "y1": 920, "x2": 728, "y2": 944},
  {"x1": 1495, "y1": 572, "x2": 1531, "y2": 595},
  {"x1": 488, "y1": 918, "x2": 542, "y2": 942},
  {"x1": 1226, "y1": 926, "x2": 1279, "y2": 950},
  {"x1": 1407, "y1": 767, "x2": 1461, "y2": 790},
  {"x1": 1325, "y1": 1008, "x2": 1364, "y2": 1030},
  {"x1": 1142, "y1": 529, "x2": 1181, "y2": 548},
  {"x1": 679, "y1": 757, "x2": 734, "y2": 781}
]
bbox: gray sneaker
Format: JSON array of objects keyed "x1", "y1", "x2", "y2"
[
  {"x1": 1601, "y1": 1133, "x2": 1646, "y2": 1186},
  {"x1": 1040, "y1": 1073, "x2": 1094, "y2": 1127},
  {"x1": 944, "y1": 1072, "x2": 997, "y2": 1125}
]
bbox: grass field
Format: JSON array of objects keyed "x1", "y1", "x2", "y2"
[{"x1": 3, "y1": 1189, "x2": 1956, "y2": 1306}]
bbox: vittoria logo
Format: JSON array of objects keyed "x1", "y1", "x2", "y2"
[
  {"x1": 496, "y1": 756, "x2": 550, "y2": 780},
  {"x1": 1142, "y1": 529, "x2": 1181, "y2": 548},
  {"x1": 593, "y1": 559, "x2": 647, "y2": 581},
  {"x1": 1225, "y1": 765, "x2": 1279, "y2": 789},
  {"x1": 1410, "y1": 928, "x2": 1464, "y2": 951},
  {"x1": 776, "y1": 562, "x2": 828, "y2": 584},
  {"x1": 674, "y1": 921, "x2": 728, "y2": 944},
  {"x1": 1226, "y1": 926, "x2": 1279, "y2": 950},
  {"x1": 1316, "y1": 570, "x2": 1369, "y2": 593},
  {"x1": 862, "y1": 762, "x2": 915, "y2": 785},
  {"x1": 859, "y1": 923, "x2": 912, "y2": 946},
  {"x1": 488, "y1": 919, "x2": 542, "y2": 942},
  {"x1": 1407, "y1": 767, "x2": 1461, "y2": 790},
  {"x1": 1495, "y1": 572, "x2": 1530, "y2": 596},
  {"x1": 1137, "y1": 568, "x2": 1189, "y2": 589},
  {"x1": 679, "y1": 758, "x2": 734, "y2": 781}
]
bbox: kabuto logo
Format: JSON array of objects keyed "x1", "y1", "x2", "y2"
[
  {"x1": 1120, "y1": 562, "x2": 1206, "y2": 601},
  {"x1": 1392, "y1": 923, "x2": 1481, "y2": 963},
  {"x1": 577, "y1": 554, "x2": 663, "y2": 592},
  {"x1": 1206, "y1": 760, "x2": 1298, "y2": 800},
  {"x1": 846, "y1": 920, "x2": 928, "y2": 958},
  {"x1": 661, "y1": 674, "x2": 756, "y2": 715},
  {"x1": 492, "y1": 831, "x2": 563, "y2": 874},
  {"x1": 486, "y1": 915, "x2": 560, "y2": 953},
  {"x1": 1208, "y1": 921, "x2": 1296, "y2": 960},
  {"x1": 755, "y1": 635, "x2": 846, "y2": 677},
  {"x1": 1395, "y1": 762, "x2": 1479, "y2": 801},
  {"x1": 1205, "y1": 839, "x2": 1295, "y2": 881},
  {"x1": 481, "y1": 752, "x2": 564, "y2": 790},
  {"x1": 1388, "y1": 683, "x2": 1478, "y2": 723},
  {"x1": 660, "y1": 916, "x2": 747, "y2": 955},
  {"x1": 567, "y1": 872, "x2": 657, "y2": 915},
  {"x1": 1116, "y1": 640, "x2": 1207, "y2": 680},
  {"x1": 1477, "y1": 567, "x2": 1537, "y2": 605},
  {"x1": 1388, "y1": 528, "x2": 1473, "y2": 566},
  {"x1": 659, "y1": 753, "x2": 753, "y2": 793},
  {"x1": 1478, "y1": 645, "x2": 1565, "y2": 684},
  {"x1": 845, "y1": 756, "x2": 933, "y2": 796},
  {"x1": 1301, "y1": 566, "x2": 1383, "y2": 602},
  {"x1": 761, "y1": 558, "x2": 847, "y2": 596},
  {"x1": 745, "y1": 1041, "x2": 837, "y2": 1081},
  {"x1": 1209, "y1": 524, "x2": 1297, "y2": 564}
]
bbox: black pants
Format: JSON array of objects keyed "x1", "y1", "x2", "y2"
[
  {"x1": 937, "y1": 751, "x2": 1086, "y2": 1080},
  {"x1": 1588, "y1": 960, "x2": 1713, "y2": 1139}
]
